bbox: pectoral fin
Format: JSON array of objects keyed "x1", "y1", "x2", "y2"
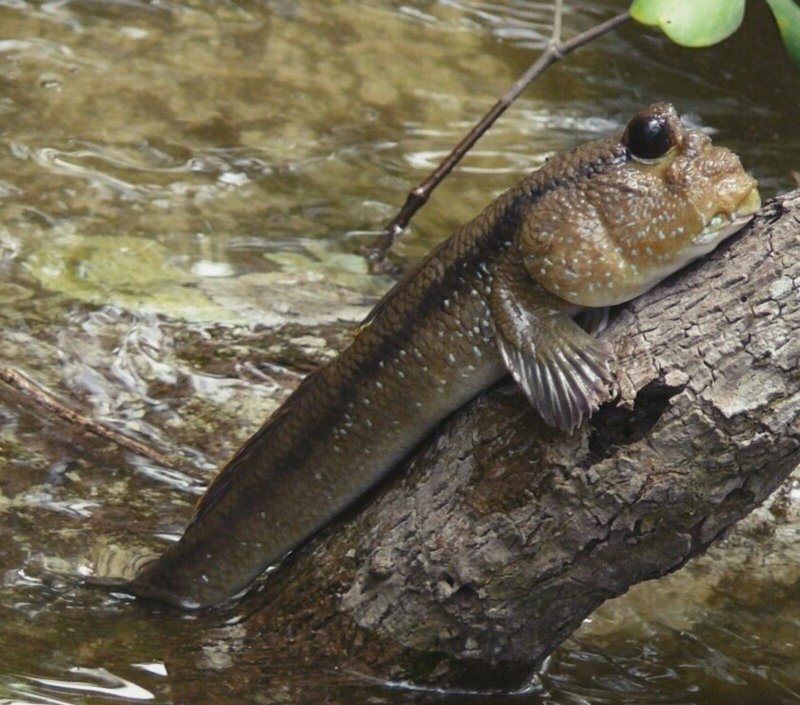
[{"x1": 490, "y1": 254, "x2": 617, "y2": 433}]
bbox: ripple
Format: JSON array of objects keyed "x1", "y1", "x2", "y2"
[
  {"x1": 404, "y1": 147, "x2": 542, "y2": 175},
  {"x1": 27, "y1": 667, "x2": 154, "y2": 701},
  {"x1": 128, "y1": 457, "x2": 207, "y2": 495}
]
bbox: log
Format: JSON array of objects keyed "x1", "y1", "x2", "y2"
[{"x1": 174, "y1": 191, "x2": 800, "y2": 692}]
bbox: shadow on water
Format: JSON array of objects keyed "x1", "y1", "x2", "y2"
[{"x1": 1, "y1": 1, "x2": 800, "y2": 703}]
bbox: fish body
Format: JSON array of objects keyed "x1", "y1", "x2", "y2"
[{"x1": 125, "y1": 103, "x2": 760, "y2": 608}]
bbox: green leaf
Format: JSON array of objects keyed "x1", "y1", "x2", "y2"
[
  {"x1": 765, "y1": 0, "x2": 800, "y2": 68},
  {"x1": 630, "y1": 0, "x2": 746, "y2": 47}
]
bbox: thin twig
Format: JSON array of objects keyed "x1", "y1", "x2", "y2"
[
  {"x1": 1, "y1": 366, "x2": 178, "y2": 469},
  {"x1": 551, "y1": 0, "x2": 563, "y2": 46},
  {"x1": 364, "y1": 9, "x2": 631, "y2": 271}
]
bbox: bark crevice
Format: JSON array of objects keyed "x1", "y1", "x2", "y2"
[{"x1": 587, "y1": 377, "x2": 684, "y2": 462}]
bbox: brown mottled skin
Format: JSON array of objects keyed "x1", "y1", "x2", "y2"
[{"x1": 123, "y1": 103, "x2": 759, "y2": 608}]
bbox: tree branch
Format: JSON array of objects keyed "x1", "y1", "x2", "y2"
[
  {"x1": 0, "y1": 366, "x2": 184, "y2": 470},
  {"x1": 551, "y1": 0, "x2": 564, "y2": 47},
  {"x1": 363, "y1": 9, "x2": 631, "y2": 271},
  {"x1": 183, "y1": 191, "x2": 800, "y2": 692}
]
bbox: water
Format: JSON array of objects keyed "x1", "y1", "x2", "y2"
[{"x1": 1, "y1": 1, "x2": 799, "y2": 703}]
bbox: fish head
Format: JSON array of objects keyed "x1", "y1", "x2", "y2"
[{"x1": 520, "y1": 102, "x2": 761, "y2": 307}]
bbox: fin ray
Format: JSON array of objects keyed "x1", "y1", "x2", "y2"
[{"x1": 490, "y1": 255, "x2": 616, "y2": 432}]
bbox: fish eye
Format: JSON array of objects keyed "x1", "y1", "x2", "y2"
[{"x1": 623, "y1": 114, "x2": 675, "y2": 161}]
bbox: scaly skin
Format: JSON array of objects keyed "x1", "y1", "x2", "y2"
[
  {"x1": 124, "y1": 103, "x2": 760, "y2": 608},
  {"x1": 128, "y1": 188, "x2": 517, "y2": 608}
]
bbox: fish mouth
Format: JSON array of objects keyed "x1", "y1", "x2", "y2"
[{"x1": 693, "y1": 186, "x2": 762, "y2": 249}]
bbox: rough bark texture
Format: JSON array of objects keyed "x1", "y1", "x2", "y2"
[{"x1": 200, "y1": 191, "x2": 800, "y2": 690}]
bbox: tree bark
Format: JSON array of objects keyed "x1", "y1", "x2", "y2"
[{"x1": 187, "y1": 191, "x2": 800, "y2": 691}]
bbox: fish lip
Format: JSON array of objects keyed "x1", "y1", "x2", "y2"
[
  {"x1": 693, "y1": 214, "x2": 755, "y2": 248},
  {"x1": 694, "y1": 186, "x2": 761, "y2": 247}
]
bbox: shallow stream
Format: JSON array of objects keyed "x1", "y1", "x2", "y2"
[{"x1": 1, "y1": 1, "x2": 800, "y2": 703}]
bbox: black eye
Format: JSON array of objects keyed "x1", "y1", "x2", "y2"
[{"x1": 624, "y1": 114, "x2": 674, "y2": 160}]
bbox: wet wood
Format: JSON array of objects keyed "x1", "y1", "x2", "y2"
[
  {"x1": 204, "y1": 190, "x2": 800, "y2": 690},
  {"x1": 0, "y1": 365, "x2": 180, "y2": 469}
]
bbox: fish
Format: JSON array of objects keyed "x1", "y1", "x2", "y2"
[{"x1": 119, "y1": 102, "x2": 760, "y2": 609}]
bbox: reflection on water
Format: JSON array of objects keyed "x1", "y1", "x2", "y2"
[
  {"x1": 27, "y1": 666, "x2": 156, "y2": 701},
  {"x1": 1, "y1": 1, "x2": 799, "y2": 704}
]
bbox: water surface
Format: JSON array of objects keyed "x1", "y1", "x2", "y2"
[{"x1": 1, "y1": 1, "x2": 800, "y2": 703}]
